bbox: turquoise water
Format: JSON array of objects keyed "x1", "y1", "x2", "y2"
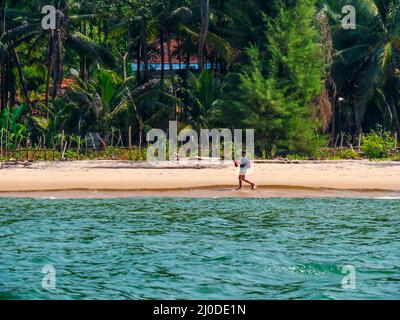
[{"x1": 0, "y1": 197, "x2": 399, "y2": 300}]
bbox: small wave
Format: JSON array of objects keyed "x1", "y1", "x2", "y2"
[{"x1": 373, "y1": 197, "x2": 400, "y2": 199}]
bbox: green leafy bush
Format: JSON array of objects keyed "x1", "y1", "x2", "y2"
[
  {"x1": 226, "y1": 0, "x2": 325, "y2": 157},
  {"x1": 361, "y1": 131, "x2": 396, "y2": 158}
]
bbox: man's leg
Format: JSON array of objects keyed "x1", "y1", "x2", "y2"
[
  {"x1": 242, "y1": 176, "x2": 256, "y2": 189},
  {"x1": 236, "y1": 175, "x2": 243, "y2": 190}
]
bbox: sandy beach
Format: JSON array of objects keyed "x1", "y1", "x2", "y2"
[{"x1": 0, "y1": 160, "x2": 399, "y2": 198}]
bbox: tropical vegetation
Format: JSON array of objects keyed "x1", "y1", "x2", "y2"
[{"x1": 0, "y1": 0, "x2": 399, "y2": 160}]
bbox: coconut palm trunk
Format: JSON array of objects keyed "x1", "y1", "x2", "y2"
[
  {"x1": 160, "y1": 31, "x2": 165, "y2": 82},
  {"x1": 167, "y1": 35, "x2": 177, "y2": 119},
  {"x1": 0, "y1": 0, "x2": 6, "y2": 112},
  {"x1": 390, "y1": 102, "x2": 400, "y2": 139},
  {"x1": 140, "y1": 19, "x2": 149, "y2": 83},
  {"x1": 137, "y1": 42, "x2": 142, "y2": 86},
  {"x1": 45, "y1": 33, "x2": 53, "y2": 107},
  {"x1": 52, "y1": 28, "x2": 63, "y2": 99},
  {"x1": 198, "y1": 0, "x2": 209, "y2": 71},
  {"x1": 80, "y1": 18, "x2": 88, "y2": 81},
  {"x1": 12, "y1": 48, "x2": 31, "y2": 110},
  {"x1": 167, "y1": 36, "x2": 175, "y2": 90},
  {"x1": 52, "y1": 1, "x2": 68, "y2": 99},
  {"x1": 353, "y1": 104, "x2": 362, "y2": 137}
]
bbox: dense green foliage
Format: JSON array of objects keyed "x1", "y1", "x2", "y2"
[
  {"x1": 319, "y1": 0, "x2": 400, "y2": 139},
  {"x1": 361, "y1": 127, "x2": 397, "y2": 159},
  {"x1": 0, "y1": 0, "x2": 399, "y2": 158},
  {"x1": 227, "y1": 0, "x2": 324, "y2": 156}
]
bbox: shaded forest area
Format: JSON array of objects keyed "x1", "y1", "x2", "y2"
[{"x1": 0, "y1": 0, "x2": 399, "y2": 160}]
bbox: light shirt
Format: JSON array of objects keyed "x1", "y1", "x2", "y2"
[{"x1": 240, "y1": 157, "x2": 249, "y2": 171}]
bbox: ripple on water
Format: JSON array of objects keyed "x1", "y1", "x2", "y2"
[{"x1": 0, "y1": 197, "x2": 399, "y2": 300}]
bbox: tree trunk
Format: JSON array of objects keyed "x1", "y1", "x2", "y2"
[
  {"x1": 353, "y1": 104, "x2": 362, "y2": 137},
  {"x1": 140, "y1": 19, "x2": 149, "y2": 83},
  {"x1": 3, "y1": 55, "x2": 9, "y2": 110},
  {"x1": 139, "y1": 122, "x2": 143, "y2": 155},
  {"x1": 80, "y1": 18, "x2": 88, "y2": 81},
  {"x1": 353, "y1": 104, "x2": 362, "y2": 147},
  {"x1": 391, "y1": 104, "x2": 400, "y2": 139},
  {"x1": 198, "y1": 0, "x2": 209, "y2": 71},
  {"x1": 167, "y1": 37, "x2": 174, "y2": 81},
  {"x1": 52, "y1": 30, "x2": 62, "y2": 99},
  {"x1": 12, "y1": 48, "x2": 31, "y2": 110},
  {"x1": 45, "y1": 33, "x2": 53, "y2": 107},
  {"x1": 160, "y1": 31, "x2": 165, "y2": 82},
  {"x1": 330, "y1": 101, "x2": 336, "y2": 146},
  {"x1": 0, "y1": 0, "x2": 6, "y2": 113},
  {"x1": 122, "y1": 52, "x2": 128, "y2": 81},
  {"x1": 167, "y1": 37, "x2": 175, "y2": 86},
  {"x1": 8, "y1": 59, "x2": 16, "y2": 108},
  {"x1": 52, "y1": 1, "x2": 68, "y2": 99},
  {"x1": 137, "y1": 43, "x2": 141, "y2": 86},
  {"x1": 167, "y1": 36, "x2": 177, "y2": 119},
  {"x1": 52, "y1": 8, "x2": 63, "y2": 99}
]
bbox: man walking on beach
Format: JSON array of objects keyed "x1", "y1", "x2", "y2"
[{"x1": 234, "y1": 151, "x2": 256, "y2": 190}]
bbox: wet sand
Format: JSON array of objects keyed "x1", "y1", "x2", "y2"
[
  {"x1": 1, "y1": 188, "x2": 400, "y2": 199},
  {"x1": 0, "y1": 160, "x2": 399, "y2": 198}
]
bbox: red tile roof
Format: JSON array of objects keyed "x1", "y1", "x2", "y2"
[{"x1": 149, "y1": 39, "x2": 198, "y2": 64}]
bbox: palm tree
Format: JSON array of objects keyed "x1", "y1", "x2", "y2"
[
  {"x1": 108, "y1": 0, "x2": 154, "y2": 85},
  {"x1": 186, "y1": 70, "x2": 222, "y2": 129},
  {"x1": 48, "y1": 0, "x2": 116, "y2": 100},
  {"x1": 319, "y1": 0, "x2": 400, "y2": 138},
  {"x1": 0, "y1": 0, "x2": 38, "y2": 112},
  {"x1": 1, "y1": 0, "x2": 115, "y2": 109},
  {"x1": 198, "y1": 0, "x2": 209, "y2": 71},
  {"x1": 0, "y1": 0, "x2": 6, "y2": 112},
  {"x1": 152, "y1": 0, "x2": 192, "y2": 82}
]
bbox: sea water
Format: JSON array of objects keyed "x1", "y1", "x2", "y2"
[{"x1": 0, "y1": 197, "x2": 399, "y2": 300}]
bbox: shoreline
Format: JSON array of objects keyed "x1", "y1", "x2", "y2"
[
  {"x1": 1, "y1": 187, "x2": 400, "y2": 199},
  {"x1": 0, "y1": 160, "x2": 399, "y2": 198}
]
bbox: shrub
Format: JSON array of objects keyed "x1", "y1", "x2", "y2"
[
  {"x1": 361, "y1": 130, "x2": 397, "y2": 159},
  {"x1": 319, "y1": 148, "x2": 360, "y2": 160}
]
